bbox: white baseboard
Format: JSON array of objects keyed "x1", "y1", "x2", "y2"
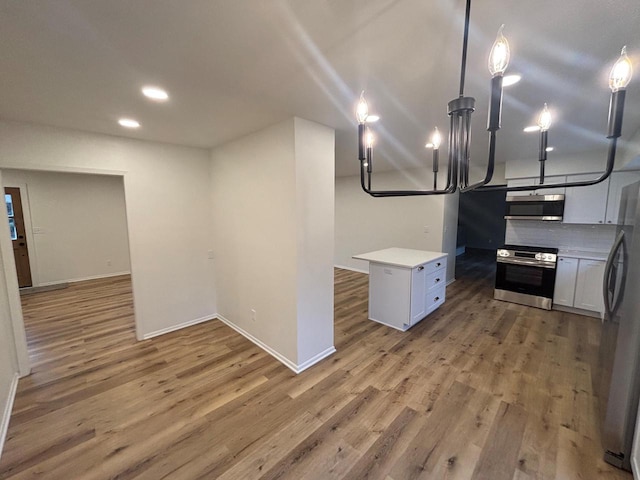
[
  {"x1": 141, "y1": 315, "x2": 215, "y2": 340},
  {"x1": 216, "y1": 314, "x2": 335, "y2": 374},
  {"x1": 38, "y1": 271, "x2": 131, "y2": 287},
  {"x1": 296, "y1": 347, "x2": 336, "y2": 374},
  {"x1": 0, "y1": 373, "x2": 19, "y2": 460},
  {"x1": 334, "y1": 264, "x2": 369, "y2": 274}
]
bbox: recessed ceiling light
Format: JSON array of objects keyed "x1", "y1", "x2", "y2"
[
  {"x1": 523, "y1": 125, "x2": 540, "y2": 133},
  {"x1": 118, "y1": 118, "x2": 140, "y2": 128},
  {"x1": 365, "y1": 115, "x2": 380, "y2": 123},
  {"x1": 502, "y1": 74, "x2": 522, "y2": 87},
  {"x1": 425, "y1": 143, "x2": 434, "y2": 148},
  {"x1": 546, "y1": 146, "x2": 554, "y2": 152},
  {"x1": 142, "y1": 86, "x2": 169, "y2": 101}
]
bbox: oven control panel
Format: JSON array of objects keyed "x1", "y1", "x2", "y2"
[
  {"x1": 535, "y1": 253, "x2": 557, "y2": 262},
  {"x1": 496, "y1": 248, "x2": 557, "y2": 266}
]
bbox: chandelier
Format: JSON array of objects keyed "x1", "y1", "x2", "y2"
[{"x1": 355, "y1": 0, "x2": 633, "y2": 196}]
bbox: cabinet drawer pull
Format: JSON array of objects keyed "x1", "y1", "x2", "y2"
[
  {"x1": 435, "y1": 278, "x2": 440, "y2": 283},
  {"x1": 417, "y1": 266, "x2": 424, "y2": 271},
  {"x1": 436, "y1": 262, "x2": 441, "y2": 267},
  {"x1": 434, "y1": 296, "x2": 440, "y2": 302}
]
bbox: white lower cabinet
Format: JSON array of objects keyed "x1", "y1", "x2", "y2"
[
  {"x1": 574, "y1": 260, "x2": 605, "y2": 313},
  {"x1": 409, "y1": 259, "x2": 446, "y2": 327},
  {"x1": 553, "y1": 256, "x2": 605, "y2": 314},
  {"x1": 410, "y1": 265, "x2": 427, "y2": 324},
  {"x1": 367, "y1": 256, "x2": 447, "y2": 331},
  {"x1": 554, "y1": 257, "x2": 578, "y2": 306}
]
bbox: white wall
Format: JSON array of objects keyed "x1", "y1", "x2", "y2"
[
  {"x1": 2, "y1": 170, "x2": 130, "y2": 286},
  {"x1": 293, "y1": 118, "x2": 335, "y2": 366},
  {"x1": 335, "y1": 168, "x2": 455, "y2": 281},
  {"x1": 0, "y1": 241, "x2": 19, "y2": 458},
  {"x1": 0, "y1": 120, "x2": 216, "y2": 339},
  {"x1": 442, "y1": 192, "x2": 459, "y2": 281},
  {"x1": 211, "y1": 118, "x2": 335, "y2": 369},
  {"x1": 619, "y1": 126, "x2": 640, "y2": 167},
  {"x1": 0, "y1": 171, "x2": 21, "y2": 458}
]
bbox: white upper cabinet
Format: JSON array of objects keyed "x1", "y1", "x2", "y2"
[
  {"x1": 605, "y1": 171, "x2": 640, "y2": 225},
  {"x1": 506, "y1": 175, "x2": 566, "y2": 196},
  {"x1": 506, "y1": 171, "x2": 640, "y2": 225},
  {"x1": 563, "y1": 173, "x2": 609, "y2": 224}
]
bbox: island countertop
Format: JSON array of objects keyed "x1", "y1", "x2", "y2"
[{"x1": 353, "y1": 247, "x2": 447, "y2": 269}]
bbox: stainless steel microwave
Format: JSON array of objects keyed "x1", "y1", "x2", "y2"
[{"x1": 504, "y1": 194, "x2": 565, "y2": 221}]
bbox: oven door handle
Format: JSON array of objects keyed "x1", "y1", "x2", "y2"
[{"x1": 497, "y1": 257, "x2": 556, "y2": 269}]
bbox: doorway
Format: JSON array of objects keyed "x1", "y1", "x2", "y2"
[{"x1": 4, "y1": 187, "x2": 32, "y2": 287}]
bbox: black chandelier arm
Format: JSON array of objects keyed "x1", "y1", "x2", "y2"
[
  {"x1": 459, "y1": 131, "x2": 497, "y2": 193},
  {"x1": 472, "y1": 137, "x2": 618, "y2": 193},
  {"x1": 473, "y1": 88, "x2": 626, "y2": 193},
  {"x1": 359, "y1": 163, "x2": 458, "y2": 196},
  {"x1": 359, "y1": 143, "x2": 458, "y2": 197}
]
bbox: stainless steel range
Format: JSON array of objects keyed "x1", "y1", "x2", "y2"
[{"x1": 494, "y1": 244, "x2": 558, "y2": 310}]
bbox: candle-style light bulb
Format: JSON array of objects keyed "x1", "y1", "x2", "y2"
[
  {"x1": 537, "y1": 103, "x2": 552, "y2": 132},
  {"x1": 609, "y1": 46, "x2": 633, "y2": 92},
  {"x1": 488, "y1": 25, "x2": 510, "y2": 77},
  {"x1": 431, "y1": 127, "x2": 442, "y2": 150},
  {"x1": 366, "y1": 132, "x2": 374, "y2": 148},
  {"x1": 356, "y1": 91, "x2": 369, "y2": 124}
]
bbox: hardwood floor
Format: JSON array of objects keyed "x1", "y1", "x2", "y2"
[{"x1": 0, "y1": 252, "x2": 633, "y2": 479}]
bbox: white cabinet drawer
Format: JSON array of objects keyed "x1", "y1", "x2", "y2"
[
  {"x1": 422, "y1": 257, "x2": 446, "y2": 275},
  {"x1": 426, "y1": 269, "x2": 446, "y2": 291},
  {"x1": 427, "y1": 286, "x2": 446, "y2": 310}
]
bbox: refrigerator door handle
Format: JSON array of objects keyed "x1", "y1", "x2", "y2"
[{"x1": 603, "y1": 230, "x2": 626, "y2": 321}]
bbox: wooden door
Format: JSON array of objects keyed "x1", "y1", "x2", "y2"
[{"x1": 4, "y1": 187, "x2": 32, "y2": 287}]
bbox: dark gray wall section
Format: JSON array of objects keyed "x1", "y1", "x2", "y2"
[{"x1": 457, "y1": 189, "x2": 506, "y2": 250}]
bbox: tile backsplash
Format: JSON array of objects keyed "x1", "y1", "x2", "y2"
[{"x1": 505, "y1": 220, "x2": 617, "y2": 252}]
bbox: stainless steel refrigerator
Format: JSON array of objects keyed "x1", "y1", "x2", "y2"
[{"x1": 600, "y1": 180, "x2": 640, "y2": 471}]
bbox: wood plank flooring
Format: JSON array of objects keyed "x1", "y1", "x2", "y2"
[{"x1": 0, "y1": 252, "x2": 633, "y2": 479}]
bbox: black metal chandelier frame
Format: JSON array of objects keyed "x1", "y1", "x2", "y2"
[{"x1": 356, "y1": 0, "x2": 631, "y2": 196}]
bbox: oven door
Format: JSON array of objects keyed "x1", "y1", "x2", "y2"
[{"x1": 495, "y1": 258, "x2": 557, "y2": 299}]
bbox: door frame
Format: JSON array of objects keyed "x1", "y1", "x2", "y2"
[
  {"x1": 0, "y1": 165, "x2": 134, "y2": 377},
  {"x1": 0, "y1": 173, "x2": 30, "y2": 376},
  {"x1": 4, "y1": 183, "x2": 38, "y2": 287}
]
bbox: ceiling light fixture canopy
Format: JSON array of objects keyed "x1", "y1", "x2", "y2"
[{"x1": 355, "y1": 0, "x2": 633, "y2": 196}]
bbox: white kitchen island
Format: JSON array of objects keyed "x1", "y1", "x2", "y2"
[{"x1": 353, "y1": 248, "x2": 448, "y2": 331}]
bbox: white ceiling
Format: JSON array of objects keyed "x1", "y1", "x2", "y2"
[{"x1": 1, "y1": 0, "x2": 639, "y2": 177}]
